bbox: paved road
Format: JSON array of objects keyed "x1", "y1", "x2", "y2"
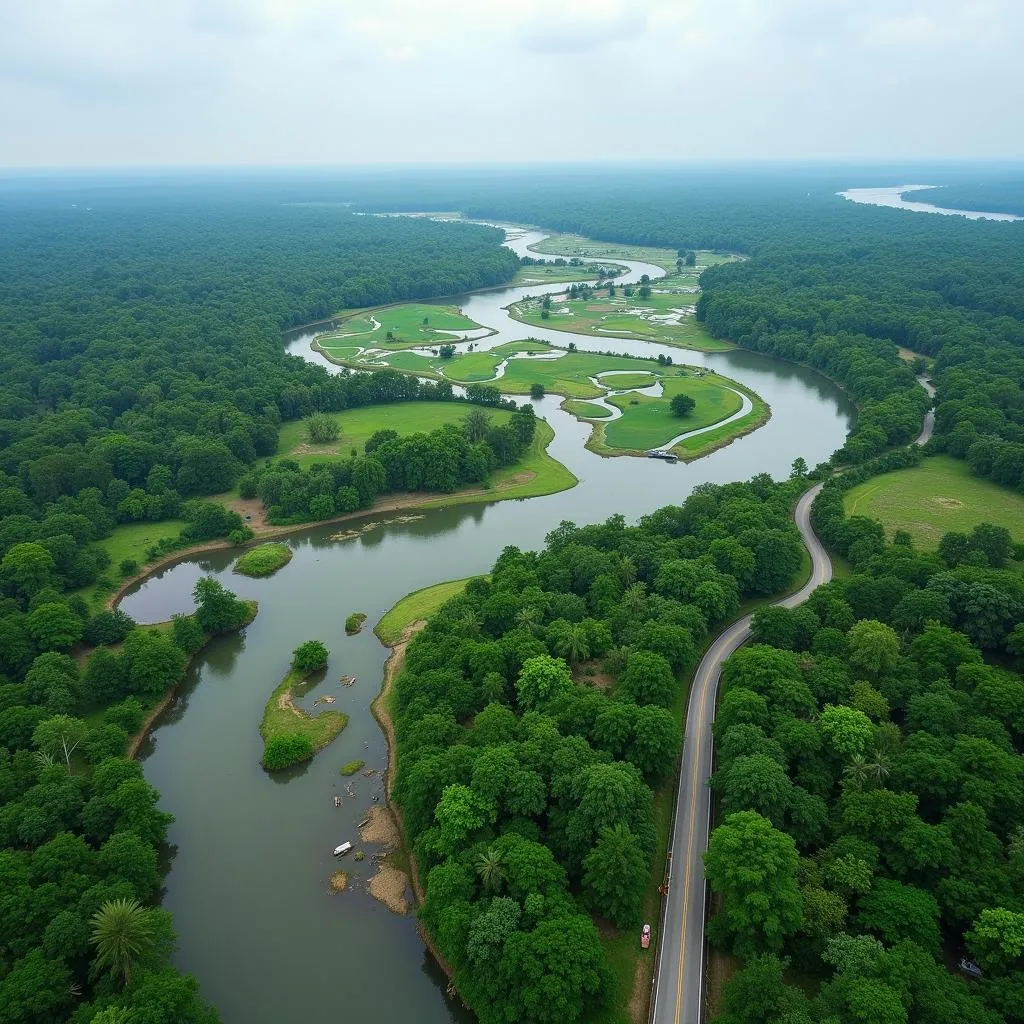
[{"x1": 650, "y1": 483, "x2": 830, "y2": 1024}]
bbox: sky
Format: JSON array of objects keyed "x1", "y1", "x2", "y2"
[{"x1": 1, "y1": 0, "x2": 1022, "y2": 167}]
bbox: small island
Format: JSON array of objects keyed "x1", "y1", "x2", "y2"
[
  {"x1": 339, "y1": 760, "x2": 364, "y2": 776},
  {"x1": 234, "y1": 542, "x2": 293, "y2": 578},
  {"x1": 260, "y1": 640, "x2": 348, "y2": 770},
  {"x1": 345, "y1": 612, "x2": 367, "y2": 635}
]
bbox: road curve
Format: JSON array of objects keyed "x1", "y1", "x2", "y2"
[{"x1": 650, "y1": 483, "x2": 830, "y2": 1024}]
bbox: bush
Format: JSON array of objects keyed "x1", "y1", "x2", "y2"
[
  {"x1": 530, "y1": 383, "x2": 545, "y2": 399},
  {"x1": 105, "y1": 697, "x2": 145, "y2": 732},
  {"x1": 262, "y1": 733, "x2": 315, "y2": 770},
  {"x1": 306, "y1": 414, "x2": 340, "y2": 444},
  {"x1": 339, "y1": 760, "x2": 365, "y2": 776},
  {"x1": 345, "y1": 613, "x2": 367, "y2": 635},
  {"x1": 293, "y1": 640, "x2": 329, "y2": 672},
  {"x1": 119, "y1": 558, "x2": 138, "y2": 577},
  {"x1": 171, "y1": 613, "x2": 206, "y2": 654},
  {"x1": 234, "y1": 543, "x2": 292, "y2": 578},
  {"x1": 670, "y1": 393, "x2": 696, "y2": 417},
  {"x1": 83, "y1": 609, "x2": 137, "y2": 647}
]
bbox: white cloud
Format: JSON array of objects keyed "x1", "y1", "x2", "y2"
[{"x1": 0, "y1": 0, "x2": 1021, "y2": 165}]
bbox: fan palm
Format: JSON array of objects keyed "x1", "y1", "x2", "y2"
[
  {"x1": 622, "y1": 582, "x2": 647, "y2": 617},
  {"x1": 516, "y1": 606, "x2": 543, "y2": 635},
  {"x1": 476, "y1": 847, "x2": 507, "y2": 893},
  {"x1": 90, "y1": 898, "x2": 156, "y2": 987},
  {"x1": 556, "y1": 623, "x2": 591, "y2": 665},
  {"x1": 842, "y1": 755, "x2": 871, "y2": 792},
  {"x1": 866, "y1": 753, "x2": 891, "y2": 785}
]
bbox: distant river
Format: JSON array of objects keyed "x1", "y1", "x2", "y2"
[
  {"x1": 838, "y1": 184, "x2": 1022, "y2": 222},
  {"x1": 120, "y1": 226, "x2": 855, "y2": 1024}
]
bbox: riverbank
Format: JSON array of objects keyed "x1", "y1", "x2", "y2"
[
  {"x1": 125, "y1": 599, "x2": 259, "y2": 759},
  {"x1": 108, "y1": 420, "x2": 574, "y2": 614},
  {"x1": 370, "y1": 620, "x2": 462, "y2": 987}
]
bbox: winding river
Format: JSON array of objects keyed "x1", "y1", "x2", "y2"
[
  {"x1": 838, "y1": 185, "x2": 1022, "y2": 222},
  {"x1": 120, "y1": 226, "x2": 856, "y2": 1024}
]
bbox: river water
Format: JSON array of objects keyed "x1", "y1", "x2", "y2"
[
  {"x1": 120, "y1": 227, "x2": 856, "y2": 1024},
  {"x1": 837, "y1": 185, "x2": 1022, "y2": 222}
]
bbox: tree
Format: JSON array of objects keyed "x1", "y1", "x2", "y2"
[
  {"x1": 820, "y1": 703, "x2": 874, "y2": 758},
  {"x1": 192, "y1": 576, "x2": 250, "y2": 633},
  {"x1": 32, "y1": 715, "x2": 89, "y2": 772},
  {"x1": 515, "y1": 654, "x2": 574, "y2": 712},
  {"x1": 84, "y1": 608, "x2": 137, "y2": 647},
  {"x1": 89, "y1": 897, "x2": 159, "y2": 986},
  {"x1": 292, "y1": 639, "x2": 329, "y2": 672},
  {"x1": 121, "y1": 629, "x2": 187, "y2": 698},
  {"x1": 582, "y1": 824, "x2": 647, "y2": 928},
  {"x1": 790, "y1": 457, "x2": 808, "y2": 479},
  {"x1": 704, "y1": 811, "x2": 803, "y2": 957},
  {"x1": 464, "y1": 408, "x2": 492, "y2": 443},
  {"x1": 553, "y1": 622, "x2": 590, "y2": 665},
  {"x1": 476, "y1": 847, "x2": 507, "y2": 893},
  {"x1": 305, "y1": 414, "x2": 339, "y2": 444},
  {"x1": 670, "y1": 393, "x2": 696, "y2": 417},
  {"x1": 846, "y1": 620, "x2": 900, "y2": 678},
  {"x1": 1, "y1": 541, "x2": 56, "y2": 597},
  {"x1": 352, "y1": 456, "x2": 386, "y2": 505},
  {"x1": 262, "y1": 733, "x2": 314, "y2": 769},
  {"x1": 718, "y1": 753, "x2": 794, "y2": 822},
  {"x1": 530, "y1": 383, "x2": 545, "y2": 399},
  {"x1": 718, "y1": 954, "x2": 811, "y2": 1024},
  {"x1": 856, "y1": 878, "x2": 941, "y2": 954},
  {"x1": 26, "y1": 601, "x2": 84, "y2": 650},
  {"x1": 966, "y1": 907, "x2": 1024, "y2": 974},
  {"x1": 171, "y1": 613, "x2": 206, "y2": 654},
  {"x1": 618, "y1": 649, "x2": 676, "y2": 708}
]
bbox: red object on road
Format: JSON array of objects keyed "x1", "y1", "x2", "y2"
[{"x1": 641, "y1": 924, "x2": 651, "y2": 949}]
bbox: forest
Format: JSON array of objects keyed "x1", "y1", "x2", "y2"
[
  {"x1": 391, "y1": 476, "x2": 809, "y2": 1023},
  {"x1": 700, "y1": 453, "x2": 1024, "y2": 1024},
  {"x1": 239, "y1": 403, "x2": 537, "y2": 524}
]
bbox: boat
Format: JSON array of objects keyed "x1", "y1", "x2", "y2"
[
  {"x1": 333, "y1": 841, "x2": 353, "y2": 857},
  {"x1": 647, "y1": 449, "x2": 678, "y2": 463}
]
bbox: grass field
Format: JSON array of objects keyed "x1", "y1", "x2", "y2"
[
  {"x1": 563, "y1": 399, "x2": 612, "y2": 419},
  {"x1": 276, "y1": 402, "x2": 516, "y2": 463},
  {"x1": 374, "y1": 576, "x2": 478, "y2": 645},
  {"x1": 233, "y1": 543, "x2": 293, "y2": 578},
  {"x1": 511, "y1": 288, "x2": 732, "y2": 352},
  {"x1": 598, "y1": 371, "x2": 658, "y2": 389},
  {"x1": 513, "y1": 263, "x2": 608, "y2": 285},
  {"x1": 319, "y1": 302, "x2": 486, "y2": 348},
  {"x1": 843, "y1": 455, "x2": 1024, "y2": 549}
]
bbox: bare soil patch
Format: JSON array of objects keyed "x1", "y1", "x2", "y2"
[
  {"x1": 572, "y1": 658, "x2": 616, "y2": 691},
  {"x1": 329, "y1": 871, "x2": 349, "y2": 893},
  {"x1": 360, "y1": 804, "x2": 401, "y2": 847},
  {"x1": 368, "y1": 865, "x2": 410, "y2": 915}
]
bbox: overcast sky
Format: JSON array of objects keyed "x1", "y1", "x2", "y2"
[{"x1": 1, "y1": 0, "x2": 1022, "y2": 167}]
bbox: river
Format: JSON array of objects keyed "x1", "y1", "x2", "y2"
[
  {"x1": 119, "y1": 227, "x2": 856, "y2": 1024},
  {"x1": 837, "y1": 184, "x2": 1022, "y2": 222}
]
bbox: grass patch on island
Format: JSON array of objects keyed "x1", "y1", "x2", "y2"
[
  {"x1": 339, "y1": 760, "x2": 365, "y2": 776},
  {"x1": 843, "y1": 455, "x2": 1024, "y2": 550},
  {"x1": 375, "y1": 576, "x2": 479, "y2": 646},
  {"x1": 233, "y1": 542, "x2": 293, "y2": 578},
  {"x1": 319, "y1": 302, "x2": 485, "y2": 348},
  {"x1": 563, "y1": 399, "x2": 612, "y2": 419},
  {"x1": 345, "y1": 612, "x2": 367, "y2": 635}
]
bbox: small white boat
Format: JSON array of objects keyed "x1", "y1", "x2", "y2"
[{"x1": 333, "y1": 841, "x2": 353, "y2": 857}]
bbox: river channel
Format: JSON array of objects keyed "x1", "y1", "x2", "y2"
[{"x1": 120, "y1": 226, "x2": 856, "y2": 1024}]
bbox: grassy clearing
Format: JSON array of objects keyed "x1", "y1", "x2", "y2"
[
  {"x1": 374, "y1": 577, "x2": 477, "y2": 645},
  {"x1": 319, "y1": 302, "x2": 484, "y2": 347},
  {"x1": 563, "y1": 399, "x2": 612, "y2": 419},
  {"x1": 233, "y1": 542, "x2": 292, "y2": 578},
  {"x1": 276, "y1": 402, "x2": 516, "y2": 463},
  {"x1": 511, "y1": 288, "x2": 731, "y2": 353},
  {"x1": 498, "y1": 350, "x2": 672, "y2": 399},
  {"x1": 672, "y1": 389, "x2": 770, "y2": 461},
  {"x1": 527, "y1": 236, "x2": 738, "y2": 275},
  {"x1": 513, "y1": 263, "x2": 610, "y2": 285},
  {"x1": 843, "y1": 455, "x2": 1024, "y2": 550},
  {"x1": 259, "y1": 666, "x2": 349, "y2": 763},
  {"x1": 600, "y1": 372, "x2": 658, "y2": 389},
  {"x1": 597, "y1": 375, "x2": 743, "y2": 453}
]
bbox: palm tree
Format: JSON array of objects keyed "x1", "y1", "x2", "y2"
[
  {"x1": 476, "y1": 847, "x2": 506, "y2": 893},
  {"x1": 617, "y1": 556, "x2": 637, "y2": 587},
  {"x1": 866, "y1": 753, "x2": 891, "y2": 786},
  {"x1": 842, "y1": 755, "x2": 871, "y2": 792},
  {"x1": 90, "y1": 898, "x2": 156, "y2": 987},
  {"x1": 556, "y1": 623, "x2": 591, "y2": 666},
  {"x1": 516, "y1": 606, "x2": 543, "y2": 635},
  {"x1": 455, "y1": 610, "x2": 480, "y2": 637},
  {"x1": 622, "y1": 582, "x2": 647, "y2": 618}
]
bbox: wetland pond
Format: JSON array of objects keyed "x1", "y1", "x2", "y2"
[{"x1": 122, "y1": 226, "x2": 856, "y2": 1024}]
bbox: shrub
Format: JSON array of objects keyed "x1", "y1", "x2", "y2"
[
  {"x1": 339, "y1": 760, "x2": 365, "y2": 776},
  {"x1": 262, "y1": 733, "x2": 314, "y2": 770},
  {"x1": 293, "y1": 640, "x2": 329, "y2": 672},
  {"x1": 83, "y1": 609, "x2": 137, "y2": 647},
  {"x1": 119, "y1": 558, "x2": 139, "y2": 577},
  {"x1": 306, "y1": 414, "x2": 340, "y2": 444},
  {"x1": 345, "y1": 613, "x2": 367, "y2": 635}
]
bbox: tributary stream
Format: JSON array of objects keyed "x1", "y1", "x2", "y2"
[{"x1": 120, "y1": 226, "x2": 857, "y2": 1023}]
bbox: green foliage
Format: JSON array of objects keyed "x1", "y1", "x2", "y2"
[
  {"x1": 344, "y1": 612, "x2": 367, "y2": 635},
  {"x1": 192, "y1": 576, "x2": 251, "y2": 634},
  {"x1": 233, "y1": 543, "x2": 293, "y2": 578},
  {"x1": 292, "y1": 640, "x2": 329, "y2": 672},
  {"x1": 306, "y1": 413, "x2": 340, "y2": 444},
  {"x1": 670, "y1": 392, "x2": 696, "y2": 417},
  {"x1": 262, "y1": 733, "x2": 315, "y2": 770},
  {"x1": 339, "y1": 760, "x2": 365, "y2": 776}
]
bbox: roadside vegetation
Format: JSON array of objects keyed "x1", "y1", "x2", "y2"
[
  {"x1": 233, "y1": 542, "x2": 293, "y2": 578},
  {"x1": 260, "y1": 640, "x2": 348, "y2": 771},
  {"x1": 389, "y1": 476, "x2": 812, "y2": 1024}
]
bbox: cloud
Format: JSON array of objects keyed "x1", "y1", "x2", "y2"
[{"x1": 0, "y1": 0, "x2": 1022, "y2": 165}]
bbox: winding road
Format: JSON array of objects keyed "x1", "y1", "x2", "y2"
[{"x1": 652, "y1": 375, "x2": 937, "y2": 1024}]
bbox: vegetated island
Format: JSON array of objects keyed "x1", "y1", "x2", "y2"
[
  {"x1": 260, "y1": 640, "x2": 349, "y2": 770},
  {"x1": 345, "y1": 612, "x2": 367, "y2": 635},
  {"x1": 339, "y1": 760, "x2": 365, "y2": 776},
  {"x1": 233, "y1": 542, "x2": 293, "y2": 577},
  {"x1": 316, "y1": 301, "x2": 494, "y2": 349}
]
